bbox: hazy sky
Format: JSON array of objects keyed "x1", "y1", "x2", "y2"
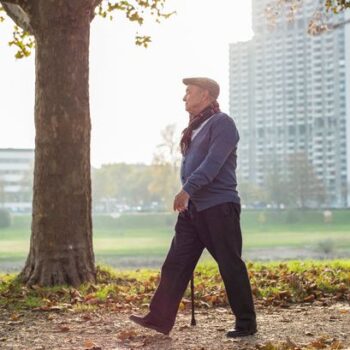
[{"x1": 0, "y1": 1, "x2": 253, "y2": 167}]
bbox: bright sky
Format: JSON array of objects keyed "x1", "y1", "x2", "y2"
[{"x1": 0, "y1": 0, "x2": 253, "y2": 167}]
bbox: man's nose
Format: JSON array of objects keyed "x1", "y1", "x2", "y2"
[{"x1": 183, "y1": 95, "x2": 186, "y2": 102}]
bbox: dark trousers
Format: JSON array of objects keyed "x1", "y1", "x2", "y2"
[{"x1": 148, "y1": 201, "x2": 256, "y2": 331}]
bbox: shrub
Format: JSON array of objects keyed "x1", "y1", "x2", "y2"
[
  {"x1": 0, "y1": 208, "x2": 11, "y2": 228},
  {"x1": 317, "y1": 239, "x2": 336, "y2": 255}
]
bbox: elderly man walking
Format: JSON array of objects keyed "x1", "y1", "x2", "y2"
[{"x1": 130, "y1": 77, "x2": 257, "y2": 338}]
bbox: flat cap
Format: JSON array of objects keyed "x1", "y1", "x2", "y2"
[{"x1": 183, "y1": 77, "x2": 220, "y2": 100}]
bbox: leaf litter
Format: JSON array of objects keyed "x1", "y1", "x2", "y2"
[
  {"x1": 0, "y1": 262, "x2": 349, "y2": 349},
  {"x1": 0, "y1": 302, "x2": 349, "y2": 349}
]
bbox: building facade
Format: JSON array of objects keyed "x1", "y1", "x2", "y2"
[
  {"x1": 0, "y1": 148, "x2": 34, "y2": 212},
  {"x1": 230, "y1": 0, "x2": 350, "y2": 207}
]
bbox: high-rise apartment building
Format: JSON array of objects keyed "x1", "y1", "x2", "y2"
[
  {"x1": 230, "y1": 0, "x2": 350, "y2": 207},
  {"x1": 0, "y1": 148, "x2": 34, "y2": 212}
]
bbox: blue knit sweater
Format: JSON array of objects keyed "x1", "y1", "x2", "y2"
[{"x1": 181, "y1": 112, "x2": 240, "y2": 211}]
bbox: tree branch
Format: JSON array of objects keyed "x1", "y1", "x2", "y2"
[
  {"x1": 0, "y1": 1, "x2": 33, "y2": 33},
  {"x1": 92, "y1": 0, "x2": 103, "y2": 9},
  {"x1": 90, "y1": 0, "x2": 102, "y2": 22},
  {"x1": 309, "y1": 17, "x2": 350, "y2": 35},
  {"x1": 332, "y1": 17, "x2": 350, "y2": 29},
  {"x1": 0, "y1": 0, "x2": 25, "y2": 5}
]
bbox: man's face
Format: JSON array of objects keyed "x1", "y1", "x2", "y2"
[{"x1": 183, "y1": 84, "x2": 208, "y2": 116}]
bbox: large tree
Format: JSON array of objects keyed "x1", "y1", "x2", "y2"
[{"x1": 0, "y1": 0, "x2": 172, "y2": 287}]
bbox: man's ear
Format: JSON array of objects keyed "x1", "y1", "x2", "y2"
[{"x1": 202, "y1": 89, "x2": 211, "y2": 101}]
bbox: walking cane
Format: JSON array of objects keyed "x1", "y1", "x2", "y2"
[{"x1": 190, "y1": 273, "x2": 196, "y2": 326}]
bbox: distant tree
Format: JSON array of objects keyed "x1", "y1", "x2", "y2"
[
  {"x1": 0, "y1": 176, "x2": 5, "y2": 208},
  {"x1": 265, "y1": 172, "x2": 291, "y2": 208},
  {"x1": 149, "y1": 124, "x2": 181, "y2": 210},
  {"x1": 152, "y1": 124, "x2": 181, "y2": 171},
  {"x1": 0, "y1": 208, "x2": 11, "y2": 228},
  {"x1": 92, "y1": 163, "x2": 157, "y2": 211},
  {"x1": 0, "y1": 0, "x2": 173, "y2": 287},
  {"x1": 118, "y1": 164, "x2": 153, "y2": 206},
  {"x1": 238, "y1": 180, "x2": 267, "y2": 207},
  {"x1": 18, "y1": 161, "x2": 34, "y2": 203},
  {"x1": 286, "y1": 152, "x2": 326, "y2": 208},
  {"x1": 340, "y1": 181, "x2": 350, "y2": 207},
  {"x1": 91, "y1": 166, "x2": 114, "y2": 212}
]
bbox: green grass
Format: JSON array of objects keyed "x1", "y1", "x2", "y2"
[
  {"x1": 0, "y1": 210, "x2": 349, "y2": 264},
  {"x1": 0, "y1": 260, "x2": 349, "y2": 311}
]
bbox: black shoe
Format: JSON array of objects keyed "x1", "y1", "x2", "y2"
[
  {"x1": 226, "y1": 328, "x2": 257, "y2": 338},
  {"x1": 129, "y1": 314, "x2": 171, "y2": 335}
]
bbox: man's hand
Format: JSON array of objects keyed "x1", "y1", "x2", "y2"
[{"x1": 173, "y1": 189, "x2": 190, "y2": 212}]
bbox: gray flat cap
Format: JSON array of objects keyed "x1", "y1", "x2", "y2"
[{"x1": 183, "y1": 77, "x2": 220, "y2": 100}]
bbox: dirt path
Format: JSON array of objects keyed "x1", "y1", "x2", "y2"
[{"x1": 1, "y1": 303, "x2": 349, "y2": 349}]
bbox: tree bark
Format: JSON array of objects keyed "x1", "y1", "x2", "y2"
[
  {"x1": 19, "y1": 2, "x2": 96, "y2": 287},
  {"x1": 0, "y1": 1, "x2": 33, "y2": 33}
]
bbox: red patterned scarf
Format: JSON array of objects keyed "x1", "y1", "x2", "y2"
[{"x1": 180, "y1": 101, "x2": 221, "y2": 155}]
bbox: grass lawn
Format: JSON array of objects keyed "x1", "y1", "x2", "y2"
[
  {"x1": 0, "y1": 210, "x2": 349, "y2": 265},
  {"x1": 1, "y1": 260, "x2": 349, "y2": 350},
  {"x1": 1, "y1": 260, "x2": 349, "y2": 310}
]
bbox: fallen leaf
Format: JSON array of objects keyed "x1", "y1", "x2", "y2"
[
  {"x1": 84, "y1": 294, "x2": 96, "y2": 301},
  {"x1": 303, "y1": 294, "x2": 315, "y2": 303},
  {"x1": 33, "y1": 305, "x2": 65, "y2": 312},
  {"x1": 83, "y1": 340, "x2": 100, "y2": 349},
  {"x1": 86, "y1": 298, "x2": 99, "y2": 305},
  {"x1": 117, "y1": 329, "x2": 137, "y2": 341},
  {"x1": 310, "y1": 339, "x2": 327, "y2": 349},
  {"x1": 59, "y1": 325, "x2": 70, "y2": 332},
  {"x1": 82, "y1": 314, "x2": 93, "y2": 321},
  {"x1": 179, "y1": 302, "x2": 185, "y2": 311},
  {"x1": 278, "y1": 290, "x2": 290, "y2": 299},
  {"x1": 10, "y1": 313, "x2": 21, "y2": 321}
]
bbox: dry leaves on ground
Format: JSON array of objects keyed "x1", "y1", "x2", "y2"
[{"x1": 0, "y1": 302, "x2": 349, "y2": 349}]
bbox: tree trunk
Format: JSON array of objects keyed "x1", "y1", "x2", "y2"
[{"x1": 19, "y1": 3, "x2": 96, "y2": 287}]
